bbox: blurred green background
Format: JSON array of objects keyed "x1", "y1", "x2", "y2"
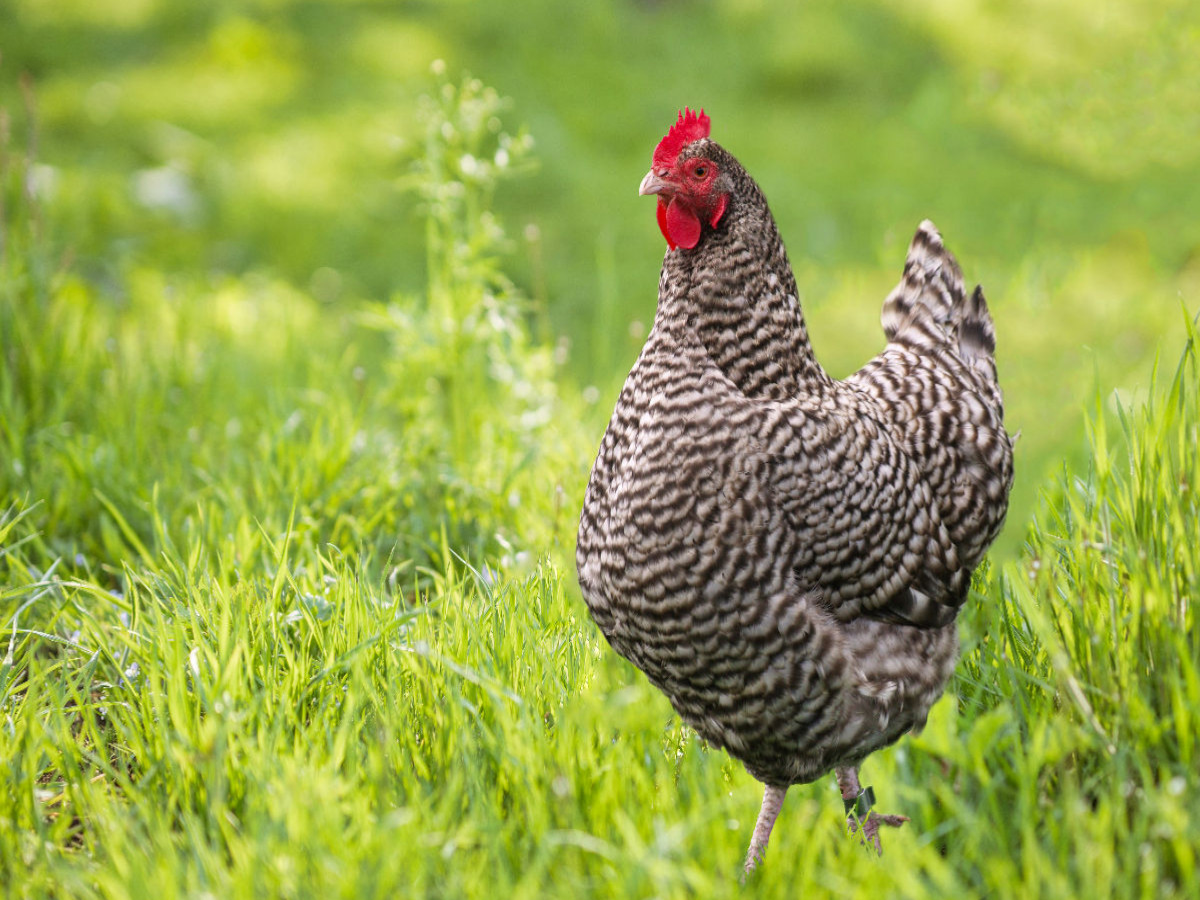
[{"x1": 4, "y1": 0, "x2": 1199, "y2": 555}]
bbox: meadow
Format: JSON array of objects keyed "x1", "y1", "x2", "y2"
[{"x1": 2, "y1": 1, "x2": 1199, "y2": 897}]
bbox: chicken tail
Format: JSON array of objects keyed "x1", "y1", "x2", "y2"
[{"x1": 880, "y1": 221, "x2": 998, "y2": 383}]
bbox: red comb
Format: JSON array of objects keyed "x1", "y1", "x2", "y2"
[{"x1": 653, "y1": 108, "x2": 711, "y2": 170}]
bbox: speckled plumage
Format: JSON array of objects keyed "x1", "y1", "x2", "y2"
[{"x1": 576, "y1": 126, "x2": 1013, "y2": 871}]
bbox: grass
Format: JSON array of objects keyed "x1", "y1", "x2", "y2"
[{"x1": 3, "y1": 27, "x2": 1200, "y2": 900}]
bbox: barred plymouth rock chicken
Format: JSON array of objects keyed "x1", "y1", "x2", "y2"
[{"x1": 576, "y1": 109, "x2": 1014, "y2": 874}]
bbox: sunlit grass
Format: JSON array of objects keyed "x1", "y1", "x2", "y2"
[{"x1": 2, "y1": 29, "x2": 1199, "y2": 900}]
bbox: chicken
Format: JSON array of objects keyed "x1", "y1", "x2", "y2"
[{"x1": 575, "y1": 109, "x2": 1014, "y2": 874}]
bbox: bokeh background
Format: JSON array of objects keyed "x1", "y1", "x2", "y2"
[{"x1": 4, "y1": 0, "x2": 1199, "y2": 554}]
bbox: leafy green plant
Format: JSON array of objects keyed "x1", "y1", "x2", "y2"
[{"x1": 360, "y1": 64, "x2": 567, "y2": 565}]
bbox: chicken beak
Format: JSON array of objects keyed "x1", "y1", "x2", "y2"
[{"x1": 639, "y1": 170, "x2": 671, "y2": 196}]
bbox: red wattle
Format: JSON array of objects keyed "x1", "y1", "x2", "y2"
[
  {"x1": 656, "y1": 201, "x2": 676, "y2": 250},
  {"x1": 665, "y1": 198, "x2": 702, "y2": 250}
]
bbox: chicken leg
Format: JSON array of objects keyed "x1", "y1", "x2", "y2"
[
  {"x1": 835, "y1": 766, "x2": 909, "y2": 854},
  {"x1": 743, "y1": 783, "x2": 787, "y2": 877}
]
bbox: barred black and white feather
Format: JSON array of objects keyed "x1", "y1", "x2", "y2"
[{"x1": 576, "y1": 133, "x2": 1013, "y2": 864}]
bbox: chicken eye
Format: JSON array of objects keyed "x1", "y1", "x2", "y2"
[{"x1": 693, "y1": 165, "x2": 708, "y2": 179}]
